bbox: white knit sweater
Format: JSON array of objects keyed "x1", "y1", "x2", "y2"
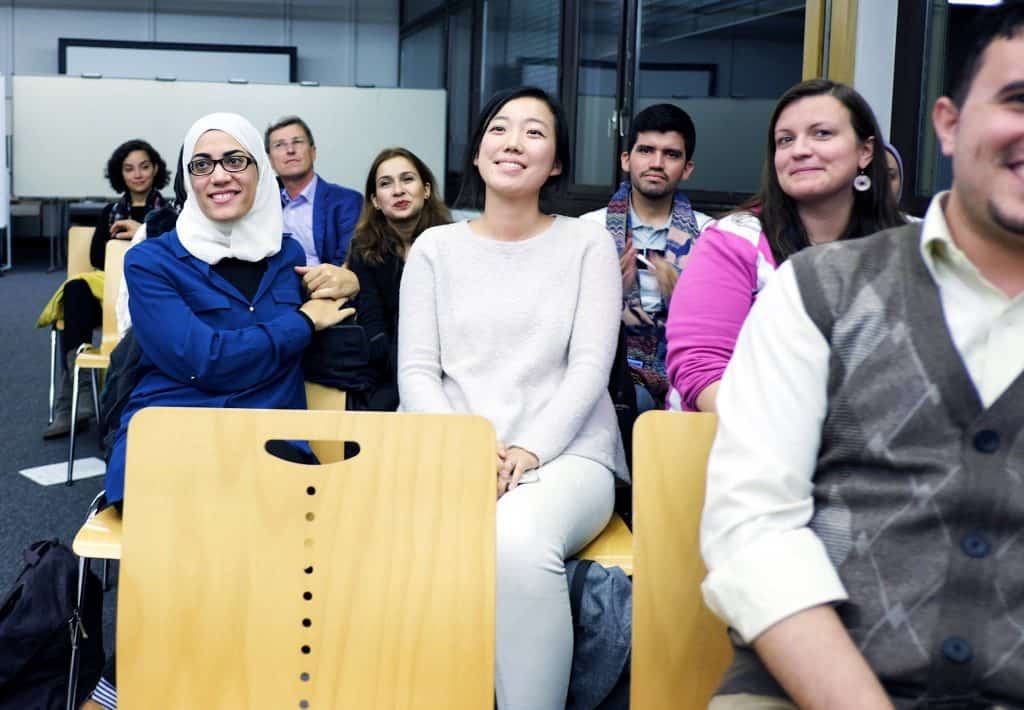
[{"x1": 398, "y1": 216, "x2": 628, "y2": 479}]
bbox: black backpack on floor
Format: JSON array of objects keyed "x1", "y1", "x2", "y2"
[{"x1": 0, "y1": 539, "x2": 104, "y2": 710}]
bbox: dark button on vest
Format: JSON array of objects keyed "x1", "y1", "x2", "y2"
[
  {"x1": 961, "y1": 531, "x2": 991, "y2": 559},
  {"x1": 942, "y1": 637, "x2": 974, "y2": 663},
  {"x1": 973, "y1": 429, "x2": 1000, "y2": 453}
]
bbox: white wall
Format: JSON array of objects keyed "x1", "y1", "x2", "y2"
[
  {"x1": 853, "y1": 0, "x2": 899, "y2": 140},
  {"x1": 1, "y1": 0, "x2": 396, "y2": 83},
  {"x1": 0, "y1": 0, "x2": 399, "y2": 134}
]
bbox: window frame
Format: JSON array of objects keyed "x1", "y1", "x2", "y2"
[
  {"x1": 401, "y1": 1, "x2": 828, "y2": 216},
  {"x1": 398, "y1": 1, "x2": 480, "y2": 203},
  {"x1": 889, "y1": 0, "x2": 932, "y2": 217}
]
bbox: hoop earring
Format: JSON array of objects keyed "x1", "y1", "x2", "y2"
[{"x1": 853, "y1": 170, "x2": 872, "y2": 192}]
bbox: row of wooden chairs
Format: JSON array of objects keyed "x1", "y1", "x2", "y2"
[
  {"x1": 69, "y1": 404, "x2": 731, "y2": 709},
  {"x1": 54, "y1": 227, "x2": 129, "y2": 486},
  {"x1": 67, "y1": 238, "x2": 128, "y2": 485}
]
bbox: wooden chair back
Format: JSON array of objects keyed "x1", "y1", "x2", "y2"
[
  {"x1": 71, "y1": 384, "x2": 351, "y2": 563},
  {"x1": 631, "y1": 410, "x2": 732, "y2": 708},
  {"x1": 100, "y1": 239, "x2": 129, "y2": 354},
  {"x1": 304, "y1": 381, "x2": 347, "y2": 412},
  {"x1": 577, "y1": 512, "x2": 633, "y2": 576},
  {"x1": 66, "y1": 226, "x2": 94, "y2": 279},
  {"x1": 304, "y1": 381, "x2": 348, "y2": 461},
  {"x1": 118, "y1": 406, "x2": 496, "y2": 709}
]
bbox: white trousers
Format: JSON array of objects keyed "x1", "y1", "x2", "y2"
[{"x1": 494, "y1": 454, "x2": 615, "y2": 710}]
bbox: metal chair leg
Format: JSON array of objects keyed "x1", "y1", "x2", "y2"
[
  {"x1": 67, "y1": 491, "x2": 106, "y2": 709},
  {"x1": 90, "y1": 369, "x2": 101, "y2": 424},
  {"x1": 65, "y1": 555, "x2": 91, "y2": 710},
  {"x1": 102, "y1": 559, "x2": 110, "y2": 591},
  {"x1": 48, "y1": 328, "x2": 58, "y2": 425},
  {"x1": 66, "y1": 364, "x2": 80, "y2": 486}
]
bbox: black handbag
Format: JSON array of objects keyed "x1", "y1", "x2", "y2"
[{"x1": 302, "y1": 321, "x2": 377, "y2": 393}]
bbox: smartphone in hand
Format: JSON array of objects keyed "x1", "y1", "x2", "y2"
[{"x1": 517, "y1": 470, "x2": 540, "y2": 485}]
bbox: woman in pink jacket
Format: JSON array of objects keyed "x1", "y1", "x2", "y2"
[{"x1": 665, "y1": 79, "x2": 905, "y2": 412}]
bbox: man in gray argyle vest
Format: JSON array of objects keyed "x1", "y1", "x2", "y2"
[{"x1": 700, "y1": 5, "x2": 1024, "y2": 709}]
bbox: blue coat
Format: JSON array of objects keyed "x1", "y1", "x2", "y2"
[
  {"x1": 104, "y1": 230, "x2": 313, "y2": 503},
  {"x1": 312, "y1": 175, "x2": 363, "y2": 266}
]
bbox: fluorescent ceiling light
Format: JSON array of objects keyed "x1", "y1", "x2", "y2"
[{"x1": 948, "y1": 0, "x2": 1002, "y2": 6}]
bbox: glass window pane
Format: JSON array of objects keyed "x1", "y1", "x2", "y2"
[
  {"x1": 915, "y1": 1, "x2": 983, "y2": 198},
  {"x1": 447, "y1": 6, "x2": 473, "y2": 178},
  {"x1": 635, "y1": 0, "x2": 805, "y2": 194},
  {"x1": 480, "y1": 0, "x2": 560, "y2": 105},
  {"x1": 402, "y1": 0, "x2": 443, "y2": 25},
  {"x1": 575, "y1": 1, "x2": 623, "y2": 186},
  {"x1": 400, "y1": 22, "x2": 445, "y2": 90}
]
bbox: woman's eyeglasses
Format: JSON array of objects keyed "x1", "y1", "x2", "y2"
[{"x1": 187, "y1": 154, "x2": 256, "y2": 176}]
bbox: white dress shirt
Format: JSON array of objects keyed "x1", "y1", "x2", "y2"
[{"x1": 701, "y1": 193, "x2": 1024, "y2": 643}]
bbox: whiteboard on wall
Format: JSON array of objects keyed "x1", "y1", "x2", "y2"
[
  {"x1": 12, "y1": 76, "x2": 447, "y2": 199},
  {"x1": 64, "y1": 44, "x2": 293, "y2": 84}
]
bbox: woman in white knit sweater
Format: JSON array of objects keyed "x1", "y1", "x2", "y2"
[{"x1": 398, "y1": 86, "x2": 627, "y2": 709}]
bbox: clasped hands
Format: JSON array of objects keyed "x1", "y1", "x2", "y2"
[
  {"x1": 296, "y1": 264, "x2": 360, "y2": 331},
  {"x1": 496, "y1": 441, "x2": 539, "y2": 500},
  {"x1": 619, "y1": 238, "x2": 679, "y2": 306}
]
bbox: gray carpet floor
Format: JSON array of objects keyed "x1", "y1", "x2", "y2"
[{"x1": 0, "y1": 243, "x2": 117, "y2": 660}]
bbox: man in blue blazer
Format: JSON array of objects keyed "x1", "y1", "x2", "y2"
[{"x1": 266, "y1": 115, "x2": 361, "y2": 299}]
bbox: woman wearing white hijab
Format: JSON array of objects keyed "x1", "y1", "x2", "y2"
[
  {"x1": 101, "y1": 113, "x2": 351, "y2": 507},
  {"x1": 85, "y1": 112, "x2": 352, "y2": 710}
]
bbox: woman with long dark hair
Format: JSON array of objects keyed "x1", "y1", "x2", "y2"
[
  {"x1": 346, "y1": 147, "x2": 450, "y2": 410},
  {"x1": 398, "y1": 87, "x2": 627, "y2": 709},
  {"x1": 665, "y1": 79, "x2": 905, "y2": 412}
]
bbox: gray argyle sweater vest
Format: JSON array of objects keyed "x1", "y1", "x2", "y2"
[{"x1": 717, "y1": 224, "x2": 1024, "y2": 708}]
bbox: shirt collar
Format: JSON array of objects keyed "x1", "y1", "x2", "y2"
[
  {"x1": 919, "y1": 191, "x2": 956, "y2": 268},
  {"x1": 281, "y1": 173, "x2": 318, "y2": 206},
  {"x1": 920, "y1": 190, "x2": 1013, "y2": 301},
  {"x1": 628, "y1": 197, "x2": 672, "y2": 232}
]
